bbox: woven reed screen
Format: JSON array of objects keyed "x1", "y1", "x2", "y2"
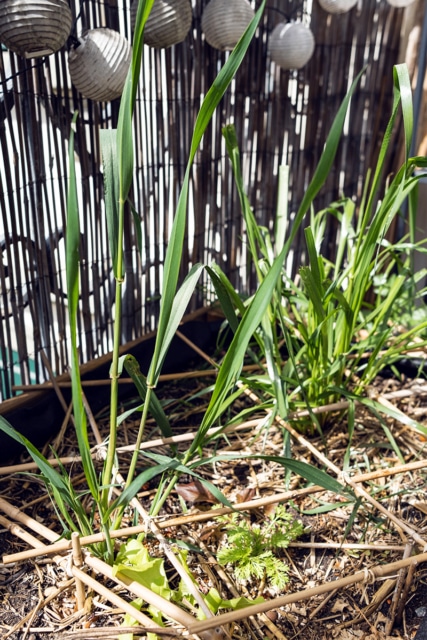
[{"x1": 0, "y1": 0, "x2": 422, "y2": 398}]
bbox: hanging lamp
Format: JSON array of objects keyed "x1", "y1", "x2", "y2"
[
  {"x1": 0, "y1": 0, "x2": 72, "y2": 58},
  {"x1": 269, "y1": 22, "x2": 315, "y2": 70},
  {"x1": 318, "y1": 0, "x2": 358, "y2": 13},
  {"x1": 201, "y1": 0, "x2": 255, "y2": 51},
  {"x1": 386, "y1": 0, "x2": 416, "y2": 7},
  {"x1": 131, "y1": 0, "x2": 192, "y2": 48},
  {"x1": 68, "y1": 28, "x2": 131, "y2": 102}
]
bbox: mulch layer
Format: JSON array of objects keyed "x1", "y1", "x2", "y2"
[{"x1": 1, "y1": 360, "x2": 427, "y2": 640}]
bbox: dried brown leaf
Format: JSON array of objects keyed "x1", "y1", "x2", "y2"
[{"x1": 175, "y1": 479, "x2": 218, "y2": 504}]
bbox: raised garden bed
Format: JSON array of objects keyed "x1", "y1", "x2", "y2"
[
  {"x1": 1, "y1": 310, "x2": 427, "y2": 640},
  {"x1": 0, "y1": 307, "x2": 224, "y2": 463}
]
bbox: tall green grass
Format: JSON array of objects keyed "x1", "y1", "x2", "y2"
[
  {"x1": 214, "y1": 64, "x2": 427, "y2": 434},
  {"x1": 2, "y1": 3, "x2": 426, "y2": 584},
  {"x1": 0, "y1": 0, "x2": 280, "y2": 554}
]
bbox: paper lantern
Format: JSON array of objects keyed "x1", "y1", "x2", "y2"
[
  {"x1": 318, "y1": 0, "x2": 358, "y2": 13},
  {"x1": 0, "y1": 0, "x2": 72, "y2": 58},
  {"x1": 68, "y1": 28, "x2": 131, "y2": 102},
  {"x1": 269, "y1": 22, "x2": 315, "y2": 71},
  {"x1": 386, "y1": 0, "x2": 416, "y2": 6},
  {"x1": 131, "y1": 0, "x2": 192, "y2": 48},
  {"x1": 201, "y1": 0, "x2": 255, "y2": 51}
]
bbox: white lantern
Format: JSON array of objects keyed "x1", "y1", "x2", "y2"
[
  {"x1": 269, "y1": 22, "x2": 315, "y2": 71},
  {"x1": 131, "y1": 0, "x2": 192, "y2": 48},
  {"x1": 0, "y1": 0, "x2": 72, "y2": 58},
  {"x1": 68, "y1": 28, "x2": 132, "y2": 102},
  {"x1": 201, "y1": 0, "x2": 255, "y2": 51},
  {"x1": 318, "y1": 0, "x2": 358, "y2": 14},
  {"x1": 386, "y1": 0, "x2": 416, "y2": 7}
]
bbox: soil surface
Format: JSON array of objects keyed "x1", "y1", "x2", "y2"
[{"x1": 1, "y1": 358, "x2": 427, "y2": 640}]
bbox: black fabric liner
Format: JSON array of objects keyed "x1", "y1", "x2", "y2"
[{"x1": 0, "y1": 319, "x2": 223, "y2": 463}]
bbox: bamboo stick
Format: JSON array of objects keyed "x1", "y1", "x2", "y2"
[
  {"x1": 63, "y1": 626, "x2": 184, "y2": 638},
  {"x1": 2, "y1": 425, "x2": 425, "y2": 563},
  {"x1": 0, "y1": 513, "x2": 47, "y2": 550},
  {"x1": 0, "y1": 419, "x2": 259, "y2": 476},
  {"x1": 11, "y1": 363, "x2": 262, "y2": 392},
  {"x1": 83, "y1": 555, "x2": 184, "y2": 626},
  {"x1": 71, "y1": 532, "x2": 86, "y2": 612},
  {"x1": 384, "y1": 542, "x2": 414, "y2": 635},
  {"x1": 0, "y1": 496, "x2": 58, "y2": 543},
  {"x1": 70, "y1": 563, "x2": 175, "y2": 635},
  {"x1": 0, "y1": 471, "x2": 411, "y2": 565},
  {"x1": 395, "y1": 559, "x2": 418, "y2": 624},
  {"x1": 187, "y1": 552, "x2": 427, "y2": 636}
]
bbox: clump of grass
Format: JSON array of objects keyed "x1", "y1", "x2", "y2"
[{"x1": 213, "y1": 65, "x2": 427, "y2": 435}]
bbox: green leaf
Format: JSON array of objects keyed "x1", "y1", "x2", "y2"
[
  {"x1": 118, "y1": 354, "x2": 172, "y2": 437},
  {"x1": 274, "y1": 165, "x2": 289, "y2": 253},
  {"x1": 204, "y1": 588, "x2": 264, "y2": 614},
  {"x1": 114, "y1": 538, "x2": 172, "y2": 601},
  {"x1": 66, "y1": 112, "x2": 80, "y2": 309},
  {"x1": 146, "y1": 1, "x2": 266, "y2": 389},
  {"x1": 300, "y1": 501, "x2": 354, "y2": 515},
  {"x1": 154, "y1": 263, "x2": 205, "y2": 382},
  {"x1": 205, "y1": 264, "x2": 242, "y2": 333},
  {"x1": 117, "y1": 0, "x2": 156, "y2": 201},
  {"x1": 190, "y1": 243, "x2": 289, "y2": 447},
  {"x1": 99, "y1": 129, "x2": 119, "y2": 276},
  {"x1": 66, "y1": 112, "x2": 100, "y2": 503},
  {"x1": 0, "y1": 416, "x2": 88, "y2": 534},
  {"x1": 222, "y1": 124, "x2": 268, "y2": 278},
  {"x1": 285, "y1": 68, "x2": 366, "y2": 251},
  {"x1": 105, "y1": 463, "x2": 174, "y2": 519},
  {"x1": 142, "y1": 451, "x2": 234, "y2": 508},
  {"x1": 203, "y1": 453, "x2": 350, "y2": 496},
  {"x1": 260, "y1": 456, "x2": 350, "y2": 495},
  {"x1": 359, "y1": 395, "x2": 427, "y2": 438},
  {"x1": 128, "y1": 199, "x2": 143, "y2": 256},
  {"x1": 130, "y1": 0, "x2": 156, "y2": 107},
  {"x1": 299, "y1": 266, "x2": 325, "y2": 322},
  {"x1": 304, "y1": 226, "x2": 324, "y2": 294}
]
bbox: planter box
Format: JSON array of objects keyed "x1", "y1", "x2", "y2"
[{"x1": 0, "y1": 308, "x2": 224, "y2": 463}]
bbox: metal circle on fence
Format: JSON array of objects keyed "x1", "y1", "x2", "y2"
[
  {"x1": 201, "y1": 0, "x2": 255, "y2": 51},
  {"x1": 0, "y1": 0, "x2": 72, "y2": 58},
  {"x1": 131, "y1": 0, "x2": 192, "y2": 48},
  {"x1": 68, "y1": 28, "x2": 132, "y2": 102},
  {"x1": 269, "y1": 22, "x2": 315, "y2": 70},
  {"x1": 318, "y1": 0, "x2": 358, "y2": 13}
]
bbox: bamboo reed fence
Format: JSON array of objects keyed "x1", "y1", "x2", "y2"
[{"x1": 0, "y1": 0, "x2": 424, "y2": 399}]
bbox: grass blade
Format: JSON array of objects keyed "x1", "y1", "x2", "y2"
[
  {"x1": 119, "y1": 354, "x2": 172, "y2": 437},
  {"x1": 99, "y1": 129, "x2": 119, "y2": 276},
  {"x1": 201, "y1": 452, "x2": 351, "y2": 496},
  {"x1": 146, "y1": 1, "x2": 266, "y2": 389},
  {"x1": 285, "y1": 68, "x2": 366, "y2": 251},
  {"x1": 66, "y1": 112, "x2": 100, "y2": 502},
  {"x1": 154, "y1": 263, "x2": 205, "y2": 381},
  {"x1": 188, "y1": 243, "x2": 288, "y2": 451}
]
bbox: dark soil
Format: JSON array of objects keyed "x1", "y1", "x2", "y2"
[{"x1": 2, "y1": 363, "x2": 427, "y2": 639}]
